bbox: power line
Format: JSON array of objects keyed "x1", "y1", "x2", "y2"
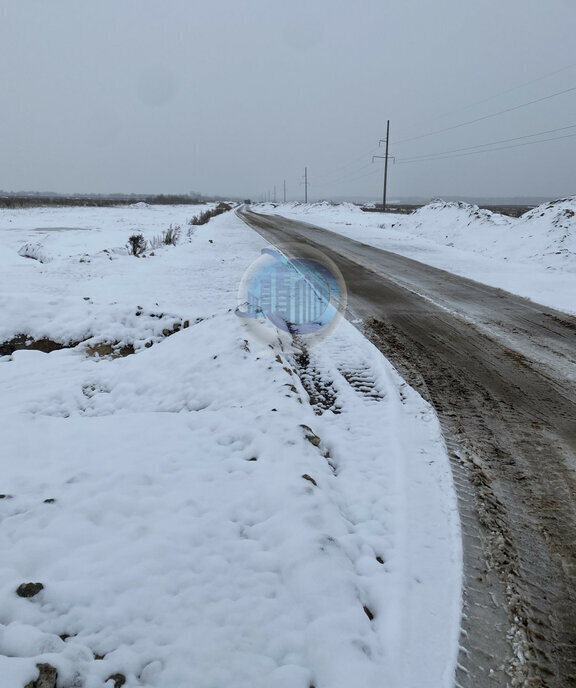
[
  {"x1": 394, "y1": 60, "x2": 576, "y2": 142},
  {"x1": 397, "y1": 123, "x2": 576, "y2": 163},
  {"x1": 393, "y1": 85, "x2": 576, "y2": 146},
  {"x1": 302, "y1": 124, "x2": 576, "y2": 191},
  {"x1": 295, "y1": 65, "x2": 576, "y2": 194},
  {"x1": 395, "y1": 130, "x2": 576, "y2": 164}
]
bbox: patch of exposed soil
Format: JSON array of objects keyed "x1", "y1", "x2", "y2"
[
  {"x1": 0, "y1": 334, "x2": 74, "y2": 356},
  {"x1": 0, "y1": 315, "x2": 192, "y2": 359}
]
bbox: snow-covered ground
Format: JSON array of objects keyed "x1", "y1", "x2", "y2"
[
  {"x1": 0, "y1": 205, "x2": 461, "y2": 688},
  {"x1": 256, "y1": 197, "x2": 576, "y2": 316}
]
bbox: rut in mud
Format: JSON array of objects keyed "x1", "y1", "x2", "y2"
[{"x1": 365, "y1": 316, "x2": 576, "y2": 688}]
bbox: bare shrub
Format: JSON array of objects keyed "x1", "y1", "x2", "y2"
[
  {"x1": 127, "y1": 234, "x2": 147, "y2": 256},
  {"x1": 148, "y1": 225, "x2": 182, "y2": 250},
  {"x1": 188, "y1": 202, "x2": 232, "y2": 226},
  {"x1": 163, "y1": 224, "x2": 181, "y2": 245}
]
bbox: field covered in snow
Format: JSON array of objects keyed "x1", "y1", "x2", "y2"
[
  {"x1": 258, "y1": 196, "x2": 576, "y2": 316},
  {"x1": 0, "y1": 205, "x2": 461, "y2": 688}
]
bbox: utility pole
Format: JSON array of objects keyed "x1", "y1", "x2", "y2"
[
  {"x1": 304, "y1": 167, "x2": 308, "y2": 203},
  {"x1": 383, "y1": 120, "x2": 390, "y2": 211},
  {"x1": 373, "y1": 120, "x2": 393, "y2": 212},
  {"x1": 283, "y1": 179, "x2": 286, "y2": 203},
  {"x1": 273, "y1": 185, "x2": 277, "y2": 203}
]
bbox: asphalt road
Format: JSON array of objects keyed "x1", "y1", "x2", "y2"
[{"x1": 238, "y1": 207, "x2": 576, "y2": 688}]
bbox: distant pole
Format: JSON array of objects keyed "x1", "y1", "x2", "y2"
[
  {"x1": 283, "y1": 179, "x2": 286, "y2": 203},
  {"x1": 274, "y1": 185, "x2": 277, "y2": 203},
  {"x1": 383, "y1": 120, "x2": 390, "y2": 211},
  {"x1": 304, "y1": 167, "x2": 308, "y2": 203}
]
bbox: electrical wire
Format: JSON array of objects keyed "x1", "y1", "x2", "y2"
[
  {"x1": 395, "y1": 131, "x2": 576, "y2": 164},
  {"x1": 396, "y1": 123, "x2": 576, "y2": 162},
  {"x1": 393, "y1": 85, "x2": 576, "y2": 146},
  {"x1": 314, "y1": 64, "x2": 576, "y2": 191},
  {"x1": 393, "y1": 60, "x2": 576, "y2": 141}
]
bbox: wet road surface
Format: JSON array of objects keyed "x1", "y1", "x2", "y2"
[{"x1": 238, "y1": 207, "x2": 576, "y2": 688}]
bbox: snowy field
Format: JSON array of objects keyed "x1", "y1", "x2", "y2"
[
  {"x1": 0, "y1": 205, "x2": 461, "y2": 688},
  {"x1": 257, "y1": 197, "x2": 576, "y2": 316}
]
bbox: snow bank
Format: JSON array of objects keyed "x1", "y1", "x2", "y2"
[
  {"x1": 394, "y1": 197, "x2": 576, "y2": 272},
  {"x1": 257, "y1": 198, "x2": 576, "y2": 314},
  {"x1": 513, "y1": 196, "x2": 576, "y2": 266},
  {"x1": 258, "y1": 201, "x2": 365, "y2": 227},
  {"x1": 0, "y1": 206, "x2": 461, "y2": 688},
  {"x1": 17, "y1": 242, "x2": 52, "y2": 264},
  {"x1": 398, "y1": 200, "x2": 511, "y2": 253}
]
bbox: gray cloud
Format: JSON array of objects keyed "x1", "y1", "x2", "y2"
[{"x1": 1, "y1": 0, "x2": 574, "y2": 200}]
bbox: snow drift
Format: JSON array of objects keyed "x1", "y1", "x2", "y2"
[{"x1": 396, "y1": 196, "x2": 576, "y2": 271}]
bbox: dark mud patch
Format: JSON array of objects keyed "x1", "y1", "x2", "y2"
[
  {"x1": 0, "y1": 334, "x2": 78, "y2": 356},
  {"x1": 289, "y1": 350, "x2": 341, "y2": 415},
  {"x1": 85, "y1": 341, "x2": 136, "y2": 359},
  {"x1": 0, "y1": 315, "x2": 193, "y2": 359},
  {"x1": 24, "y1": 663, "x2": 58, "y2": 688},
  {"x1": 16, "y1": 582, "x2": 44, "y2": 598},
  {"x1": 0, "y1": 333, "x2": 133, "y2": 358}
]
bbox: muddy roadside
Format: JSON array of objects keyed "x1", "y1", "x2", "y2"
[{"x1": 238, "y1": 207, "x2": 576, "y2": 688}]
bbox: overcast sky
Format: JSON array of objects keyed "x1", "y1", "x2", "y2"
[{"x1": 1, "y1": 0, "x2": 575, "y2": 201}]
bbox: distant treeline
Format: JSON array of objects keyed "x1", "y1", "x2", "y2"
[{"x1": 0, "y1": 194, "x2": 212, "y2": 209}]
